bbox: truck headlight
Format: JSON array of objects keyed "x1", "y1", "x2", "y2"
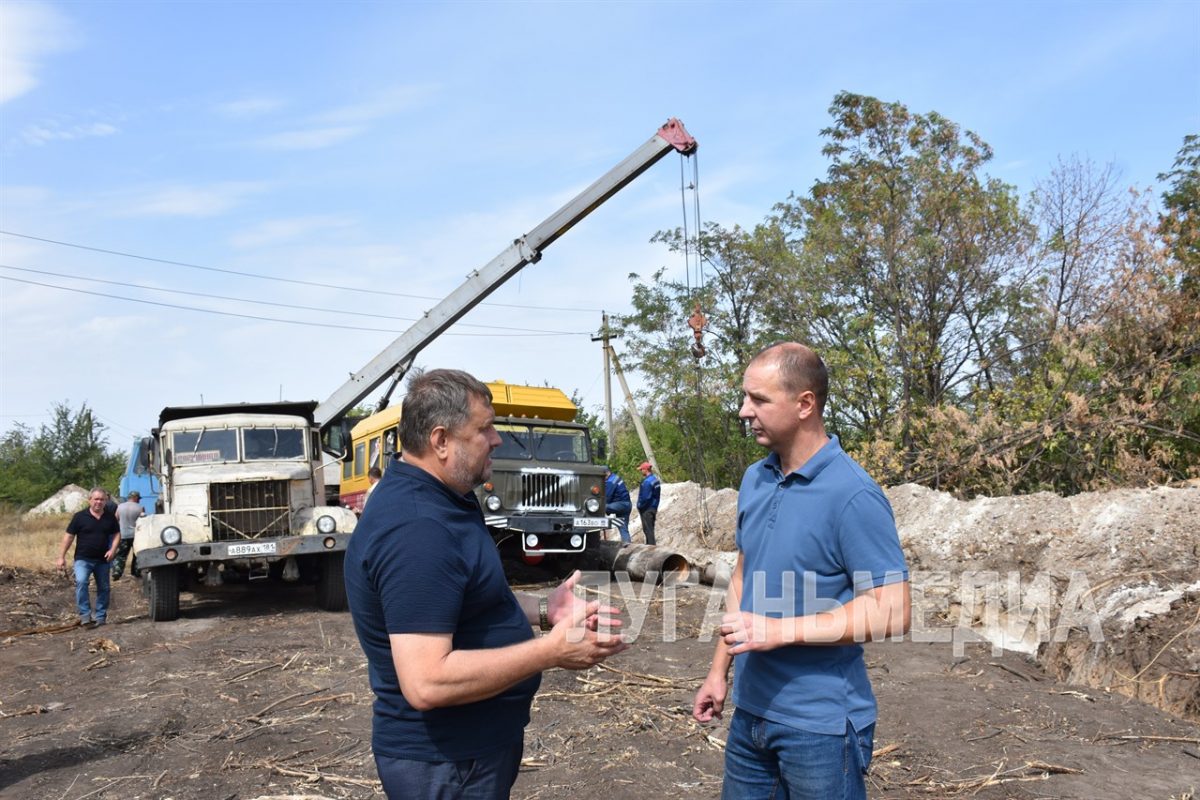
[
  {"x1": 570, "y1": 534, "x2": 584, "y2": 548},
  {"x1": 585, "y1": 497, "x2": 600, "y2": 513},
  {"x1": 485, "y1": 495, "x2": 502, "y2": 512},
  {"x1": 525, "y1": 534, "x2": 539, "y2": 548},
  {"x1": 316, "y1": 515, "x2": 337, "y2": 534},
  {"x1": 161, "y1": 526, "x2": 182, "y2": 546}
]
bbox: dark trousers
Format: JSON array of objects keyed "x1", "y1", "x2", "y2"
[
  {"x1": 112, "y1": 538, "x2": 135, "y2": 579},
  {"x1": 374, "y1": 739, "x2": 523, "y2": 799},
  {"x1": 640, "y1": 508, "x2": 657, "y2": 545}
]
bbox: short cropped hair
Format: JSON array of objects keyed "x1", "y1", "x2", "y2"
[
  {"x1": 751, "y1": 342, "x2": 829, "y2": 414},
  {"x1": 399, "y1": 369, "x2": 493, "y2": 457}
]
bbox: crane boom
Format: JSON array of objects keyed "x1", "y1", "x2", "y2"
[{"x1": 313, "y1": 118, "x2": 697, "y2": 431}]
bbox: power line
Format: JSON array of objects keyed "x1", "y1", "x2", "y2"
[
  {"x1": 0, "y1": 264, "x2": 587, "y2": 335},
  {"x1": 0, "y1": 229, "x2": 606, "y2": 314},
  {"x1": 0, "y1": 275, "x2": 585, "y2": 337}
]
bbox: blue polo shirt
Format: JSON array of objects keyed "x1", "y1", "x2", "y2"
[
  {"x1": 732, "y1": 435, "x2": 908, "y2": 735},
  {"x1": 344, "y1": 459, "x2": 540, "y2": 761}
]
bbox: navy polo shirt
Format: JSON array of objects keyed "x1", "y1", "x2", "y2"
[
  {"x1": 732, "y1": 435, "x2": 908, "y2": 735},
  {"x1": 344, "y1": 459, "x2": 539, "y2": 761}
]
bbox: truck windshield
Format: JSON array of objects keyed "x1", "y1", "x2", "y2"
[
  {"x1": 243, "y1": 427, "x2": 306, "y2": 461},
  {"x1": 494, "y1": 424, "x2": 531, "y2": 460},
  {"x1": 530, "y1": 426, "x2": 590, "y2": 463},
  {"x1": 172, "y1": 429, "x2": 238, "y2": 465}
]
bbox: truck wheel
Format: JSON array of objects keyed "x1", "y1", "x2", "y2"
[
  {"x1": 148, "y1": 566, "x2": 180, "y2": 622},
  {"x1": 316, "y1": 552, "x2": 348, "y2": 611}
]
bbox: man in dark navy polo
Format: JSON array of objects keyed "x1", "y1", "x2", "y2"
[
  {"x1": 57, "y1": 487, "x2": 121, "y2": 627},
  {"x1": 693, "y1": 342, "x2": 910, "y2": 800},
  {"x1": 345, "y1": 368, "x2": 627, "y2": 799}
]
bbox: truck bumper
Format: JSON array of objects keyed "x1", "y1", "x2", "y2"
[
  {"x1": 136, "y1": 533, "x2": 351, "y2": 570},
  {"x1": 486, "y1": 516, "x2": 602, "y2": 555}
]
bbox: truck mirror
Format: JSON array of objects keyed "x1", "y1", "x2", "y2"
[{"x1": 596, "y1": 440, "x2": 606, "y2": 461}]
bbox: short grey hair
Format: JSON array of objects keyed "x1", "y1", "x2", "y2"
[{"x1": 399, "y1": 368, "x2": 493, "y2": 457}]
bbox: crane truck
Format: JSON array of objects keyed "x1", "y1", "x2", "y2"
[{"x1": 131, "y1": 118, "x2": 697, "y2": 620}]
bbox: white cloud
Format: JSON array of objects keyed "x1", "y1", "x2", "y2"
[
  {"x1": 252, "y1": 126, "x2": 362, "y2": 151},
  {"x1": 0, "y1": 2, "x2": 74, "y2": 104},
  {"x1": 229, "y1": 215, "x2": 356, "y2": 248},
  {"x1": 115, "y1": 181, "x2": 269, "y2": 218},
  {"x1": 20, "y1": 120, "x2": 118, "y2": 146},
  {"x1": 215, "y1": 95, "x2": 287, "y2": 117},
  {"x1": 314, "y1": 84, "x2": 436, "y2": 126}
]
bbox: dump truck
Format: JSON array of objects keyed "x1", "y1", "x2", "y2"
[
  {"x1": 341, "y1": 382, "x2": 608, "y2": 565},
  {"x1": 132, "y1": 402, "x2": 358, "y2": 621}
]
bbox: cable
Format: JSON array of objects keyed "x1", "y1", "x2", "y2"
[
  {"x1": 0, "y1": 264, "x2": 587, "y2": 335},
  {"x1": 0, "y1": 230, "x2": 605, "y2": 314},
  {"x1": 0, "y1": 275, "x2": 585, "y2": 337}
]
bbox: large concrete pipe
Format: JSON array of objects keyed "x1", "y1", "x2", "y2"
[{"x1": 585, "y1": 541, "x2": 691, "y2": 584}]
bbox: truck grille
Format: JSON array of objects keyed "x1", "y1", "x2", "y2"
[
  {"x1": 209, "y1": 480, "x2": 290, "y2": 541},
  {"x1": 519, "y1": 472, "x2": 579, "y2": 512}
]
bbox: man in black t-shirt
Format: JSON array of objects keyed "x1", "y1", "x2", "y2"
[{"x1": 57, "y1": 487, "x2": 120, "y2": 627}]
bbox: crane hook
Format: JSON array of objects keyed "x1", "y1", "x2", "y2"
[{"x1": 687, "y1": 303, "x2": 707, "y2": 360}]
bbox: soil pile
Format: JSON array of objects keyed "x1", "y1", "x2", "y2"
[
  {"x1": 648, "y1": 480, "x2": 1200, "y2": 720},
  {"x1": 22, "y1": 484, "x2": 89, "y2": 518}
]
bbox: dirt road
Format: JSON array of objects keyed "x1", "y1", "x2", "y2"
[{"x1": 1, "y1": 568, "x2": 1197, "y2": 799}]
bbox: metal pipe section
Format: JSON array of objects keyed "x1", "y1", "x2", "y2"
[{"x1": 585, "y1": 541, "x2": 691, "y2": 584}]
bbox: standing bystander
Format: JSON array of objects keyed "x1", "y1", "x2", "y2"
[
  {"x1": 635, "y1": 461, "x2": 661, "y2": 546},
  {"x1": 603, "y1": 465, "x2": 632, "y2": 543},
  {"x1": 57, "y1": 488, "x2": 121, "y2": 627},
  {"x1": 112, "y1": 491, "x2": 144, "y2": 580}
]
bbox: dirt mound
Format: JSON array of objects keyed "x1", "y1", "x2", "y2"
[
  {"x1": 22, "y1": 484, "x2": 89, "y2": 518},
  {"x1": 653, "y1": 480, "x2": 1200, "y2": 720}
]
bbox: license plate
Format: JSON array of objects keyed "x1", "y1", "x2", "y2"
[
  {"x1": 572, "y1": 517, "x2": 608, "y2": 528},
  {"x1": 227, "y1": 542, "x2": 277, "y2": 556}
]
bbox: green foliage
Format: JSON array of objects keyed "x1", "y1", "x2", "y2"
[
  {"x1": 0, "y1": 402, "x2": 125, "y2": 507},
  {"x1": 617, "y1": 93, "x2": 1198, "y2": 497}
]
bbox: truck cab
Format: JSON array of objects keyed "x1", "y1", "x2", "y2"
[{"x1": 134, "y1": 402, "x2": 358, "y2": 621}]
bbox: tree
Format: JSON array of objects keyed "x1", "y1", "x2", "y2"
[
  {"x1": 0, "y1": 402, "x2": 125, "y2": 507},
  {"x1": 773, "y1": 92, "x2": 1033, "y2": 462},
  {"x1": 1158, "y1": 133, "x2": 1199, "y2": 285}
]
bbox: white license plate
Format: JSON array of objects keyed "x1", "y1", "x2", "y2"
[
  {"x1": 572, "y1": 517, "x2": 608, "y2": 528},
  {"x1": 227, "y1": 542, "x2": 277, "y2": 556}
]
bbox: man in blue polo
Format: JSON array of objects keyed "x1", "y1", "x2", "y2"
[
  {"x1": 692, "y1": 342, "x2": 910, "y2": 799},
  {"x1": 344, "y1": 368, "x2": 627, "y2": 799}
]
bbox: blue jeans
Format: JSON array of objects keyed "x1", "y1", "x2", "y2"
[
  {"x1": 722, "y1": 709, "x2": 873, "y2": 800},
  {"x1": 74, "y1": 558, "x2": 112, "y2": 623},
  {"x1": 374, "y1": 739, "x2": 523, "y2": 799}
]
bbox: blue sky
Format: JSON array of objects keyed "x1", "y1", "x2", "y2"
[{"x1": 1, "y1": 0, "x2": 1197, "y2": 452}]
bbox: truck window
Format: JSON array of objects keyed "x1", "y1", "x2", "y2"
[
  {"x1": 173, "y1": 429, "x2": 238, "y2": 465},
  {"x1": 369, "y1": 436, "x2": 381, "y2": 470},
  {"x1": 243, "y1": 427, "x2": 306, "y2": 460},
  {"x1": 531, "y1": 427, "x2": 589, "y2": 462},
  {"x1": 354, "y1": 442, "x2": 366, "y2": 477},
  {"x1": 494, "y1": 424, "x2": 531, "y2": 460}
]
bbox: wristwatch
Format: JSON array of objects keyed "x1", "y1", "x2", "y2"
[{"x1": 538, "y1": 597, "x2": 552, "y2": 631}]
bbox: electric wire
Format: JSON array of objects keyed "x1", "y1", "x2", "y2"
[
  {"x1": 0, "y1": 230, "x2": 604, "y2": 314},
  {"x1": 0, "y1": 264, "x2": 587, "y2": 335},
  {"x1": 0, "y1": 275, "x2": 582, "y2": 337}
]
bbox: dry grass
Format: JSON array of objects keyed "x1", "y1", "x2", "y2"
[{"x1": 0, "y1": 505, "x2": 69, "y2": 571}]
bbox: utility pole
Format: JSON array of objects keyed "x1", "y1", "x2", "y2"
[{"x1": 591, "y1": 313, "x2": 615, "y2": 452}]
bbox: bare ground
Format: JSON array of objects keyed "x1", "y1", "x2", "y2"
[{"x1": 1, "y1": 566, "x2": 1197, "y2": 800}]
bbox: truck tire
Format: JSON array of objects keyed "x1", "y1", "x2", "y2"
[
  {"x1": 147, "y1": 566, "x2": 180, "y2": 622},
  {"x1": 316, "y1": 552, "x2": 348, "y2": 611}
]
